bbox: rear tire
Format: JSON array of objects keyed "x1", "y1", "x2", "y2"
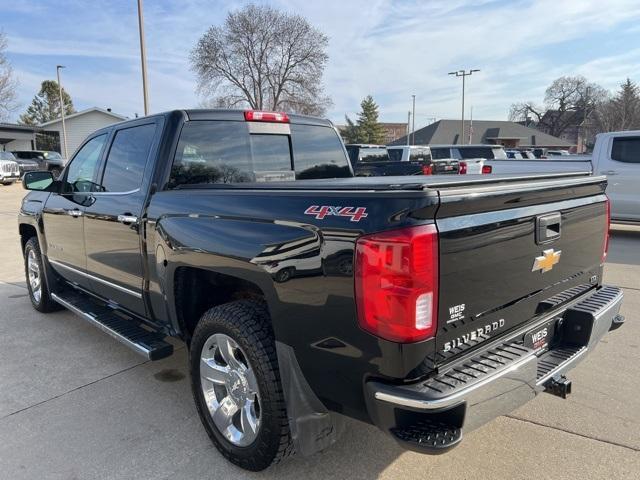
[
  {"x1": 189, "y1": 300, "x2": 293, "y2": 471},
  {"x1": 24, "y1": 237, "x2": 61, "y2": 312}
]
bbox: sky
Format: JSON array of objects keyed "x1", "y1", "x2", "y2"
[{"x1": 3, "y1": 0, "x2": 640, "y2": 129}]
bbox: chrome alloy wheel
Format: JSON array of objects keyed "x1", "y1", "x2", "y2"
[
  {"x1": 27, "y1": 249, "x2": 42, "y2": 303},
  {"x1": 200, "y1": 333, "x2": 261, "y2": 447}
]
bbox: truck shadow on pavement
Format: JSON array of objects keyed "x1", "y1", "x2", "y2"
[{"x1": 0, "y1": 281, "x2": 405, "y2": 480}]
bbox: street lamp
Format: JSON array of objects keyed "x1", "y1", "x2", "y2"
[
  {"x1": 56, "y1": 65, "x2": 69, "y2": 159},
  {"x1": 137, "y1": 0, "x2": 150, "y2": 115},
  {"x1": 448, "y1": 69, "x2": 480, "y2": 144},
  {"x1": 411, "y1": 94, "x2": 416, "y2": 146}
]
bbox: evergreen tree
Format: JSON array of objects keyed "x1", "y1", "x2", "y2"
[
  {"x1": 341, "y1": 114, "x2": 360, "y2": 143},
  {"x1": 19, "y1": 80, "x2": 75, "y2": 125},
  {"x1": 356, "y1": 95, "x2": 385, "y2": 144},
  {"x1": 612, "y1": 78, "x2": 640, "y2": 130}
]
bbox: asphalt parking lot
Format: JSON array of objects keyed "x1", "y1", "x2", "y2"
[{"x1": 0, "y1": 181, "x2": 638, "y2": 480}]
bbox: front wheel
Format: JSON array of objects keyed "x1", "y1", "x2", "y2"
[
  {"x1": 189, "y1": 300, "x2": 293, "y2": 471},
  {"x1": 24, "y1": 237, "x2": 61, "y2": 312}
]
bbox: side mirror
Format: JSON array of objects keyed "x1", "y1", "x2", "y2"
[{"x1": 23, "y1": 171, "x2": 55, "y2": 191}]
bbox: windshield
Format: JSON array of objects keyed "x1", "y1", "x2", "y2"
[{"x1": 0, "y1": 151, "x2": 16, "y2": 161}]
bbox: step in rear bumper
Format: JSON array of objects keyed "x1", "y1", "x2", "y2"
[{"x1": 364, "y1": 285, "x2": 624, "y2": 453}]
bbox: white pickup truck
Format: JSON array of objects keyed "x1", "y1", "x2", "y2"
[{"x1": 487, "y1": 131, "x2": 640, "y2": 222}]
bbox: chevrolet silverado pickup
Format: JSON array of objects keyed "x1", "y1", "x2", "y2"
[
  {"x1": 487, "y1": 131, "x2": 640, "y2": 222},
  {"x1": 19, "y1": 109, "x2": 624, "y2": 471}
]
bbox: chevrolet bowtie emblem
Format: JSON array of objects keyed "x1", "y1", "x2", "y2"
[{"x1": 532, "y1": 249, "x2": 562, "y2": 273}]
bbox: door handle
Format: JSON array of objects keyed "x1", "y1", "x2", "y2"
[
  {"x1": 117, "y1": 214, "x2": 138, "y2": 225},
  {"x1": 601, "y1": 170, "x2": 618, "y2": 175},
  {"x1": 67, "y1": 209, "x2": 83, "y2": 218}
]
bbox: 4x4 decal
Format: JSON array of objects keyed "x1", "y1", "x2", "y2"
[{"x1": 304, "y1": 205, "x2": 368, "y2": 222}]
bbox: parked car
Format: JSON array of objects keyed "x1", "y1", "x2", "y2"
[
  {"x1": 429, "y1": 144, "x2": 508, "y2": 174},
  {"x1": 531, "y1": 147, "x2": 571, "y2": 159},
  {"x1": 19, "y1": 109, "x2": 624, "y2": 471},
  {"x1": 11, "y1": 150, "x2": 66, "y2": 178},
  {"x1": 386, "y1": 145, "x2": 459, "y2": 174},
  {"x1": 346, "y1": 144, "x2": 458, "y2": 176},
  {"x1": 0, "y1": 151, "x2": 20, "y2": 184},
  {"x1": 7, "y1": 151, "x2": 40, "y2": 177},
  {"x1": 487, "y1": 131, "x2": 640, "y2": 222}
]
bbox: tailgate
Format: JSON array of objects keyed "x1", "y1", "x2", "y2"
[
  {"x1": 434, "y1": 175, "x2": 608, "y2": 364},
  {"x1": 431, "y1": 159, "x2": 459, "y2": 175}
]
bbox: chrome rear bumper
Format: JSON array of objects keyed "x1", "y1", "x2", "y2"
[{"x1": 365, "y1": 286, "x2": 624, "y2": 451}]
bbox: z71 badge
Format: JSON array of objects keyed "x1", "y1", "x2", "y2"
[{"x1": 304, "y1": 205, "x2": 368, "y2": 222}]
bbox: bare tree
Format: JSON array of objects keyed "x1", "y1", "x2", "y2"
[
  {"x1": 191, "y1": 4, "x2": 331, "y2": 116},
  {"x1": 0, "y1": 32, "x2": 18, "y2": 121},
  {"x1": 508, "y1": 101, "x2": 544, "y2": 124},
  {"x1": 509, "y1": 76, "x2": 607, "y2": 137}
]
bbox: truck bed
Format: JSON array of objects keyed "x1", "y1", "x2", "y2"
[{"x1": 174, "y1": 171, "x2": 595, "y2": 191}]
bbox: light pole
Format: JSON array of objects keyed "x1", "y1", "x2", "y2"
[
  {"x1": 406, "y1": 111, "x2": 411, "y2": 146},
  {"x1": 56, "y1": 65, "x2": 69, "y2": 158},
  {"x1": 137, "y1": 0, "x2": 150, "y2": 115},
  {"x1": 448, "y1": 69, "x2": 479, "y2": 144},
  {"x1": 411, "y1": 94, "x2": 416, "y2": 145}
]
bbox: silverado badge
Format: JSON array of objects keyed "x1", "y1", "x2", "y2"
[{"x1": 532, "y1": 249, "x2": 562, "y2": 273}]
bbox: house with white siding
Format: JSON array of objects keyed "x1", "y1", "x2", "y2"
[
  {"x1": 39, "y1": 107, "x2": 127, "y2": 157},
  {"x1": 0, "y1": 123, "x2": 38, "y2": 151}
]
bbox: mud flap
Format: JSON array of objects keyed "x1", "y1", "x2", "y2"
[{"x1": 276, "y1": 342, "x2": 345, "y2": 456}]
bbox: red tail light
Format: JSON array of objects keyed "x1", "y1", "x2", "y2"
[
  {"x1": 602, "y1": 197, "x2": 611, "y2": 263},
  {"x1": 459, "y1": 161, "x2": 467, "y2": 174},
  {"x1": 482, "y1": 165, "x2": 492, "y2": 174},
  {"x1": 422, "y1": 164, "x2": 433, "y2": 175},
  {"x1": 244, "y1": 110, "x2": 289, "y2": 123},
  {"x1": 355, "y1": 225, "x2": 439, "y2": 343}
]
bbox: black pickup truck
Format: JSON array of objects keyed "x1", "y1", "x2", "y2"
[
  {"x1": 19, "y1": 110, "x2": 624, "y2": 471},
  {"x1": 345, "y1": 144, "x2": 459, "y2": 176}
]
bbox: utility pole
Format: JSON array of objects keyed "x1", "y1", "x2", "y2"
[
  {"x1": 448, "y1": 69, "x2": 480, "y2": 144},
  {"x1": 56, "y1": 65, "x2": 69, "y2": 158},
  {"x1": 582, "y1": 86, "x2": 590, "y2": 153},
  {"x1": 406, "y1": 111, "x2": 411, "y2": 146},
  {"x1": 137, "y1": 0, "x2": 150, "y2": 115},
  {"x1": 411, "y1": 95, "x2": 416, "y2": 146}
]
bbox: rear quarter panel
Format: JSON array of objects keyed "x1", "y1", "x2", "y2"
[{"x1": 145, "y1": 188, "x2": 439, "y2": 417}]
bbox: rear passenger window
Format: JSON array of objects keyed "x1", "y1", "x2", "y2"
[
  {"x1": 171, "y1": 121, "x2": 252, "y2": 187},
  {"x1": 409, "y1": 148, "x2": 431, "y2": 162},
  {"x1": 291, "y1": 124, "x2": 351, "y2": 179},
  {"x1": 458, "y1": 147, "x2": 495, "y2": 159},
  {"x1": 431, "y1": 148, "x2": 451, "y2": 159},
  {"x1": 387, "y1": 149, "x2": 403, "y2": 162},
  {"x1": 611, "y1": 137, "x2": 640, "y2": 163},
  {"x1": 359, "y1": 148, "x2": 389, "y2": 162},
  {"x1": 101, "y1": 124, "x2": 156, "y2": 192}
]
